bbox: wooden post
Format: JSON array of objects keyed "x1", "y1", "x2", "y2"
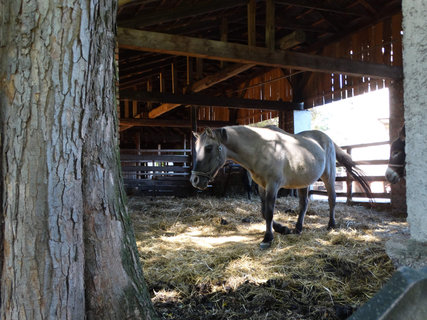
[
  {"x1": 196, "y1": 58, "x2": 203, "y2": 80},
  {"x1": 191, "y1": 106, "x2": 198, "y2": 166},
  {"x1": 265, "y1": 0, "x2": 275, "y2": 50},
  {"x1": 220, "y1": 17, "x2": 228, "y2": 68},
  {"x1": 146, "y1": 80, "x2": 152, "y2": 114},
  {"x1": 171, "y1": 62, "x2": 177, "y2": 94},
  {"x1": 346, "y1": 147, "x2": 353, "y2": 204},
  {"x1": 186, "y1": 56, "x2": 192, "y2": 86},
  {"x1": 124, "y1": 100, "x2": 130, "y2": 118},
  {"x1": 247, "y1": 0, "x2": 256, "y2": 46},
  {"x1": 132, "y1": 100, "x2": 138, "y2": 118},
  {"x1": 389, "y1": 79, "x2": 406, "y2": 216},
  {"x1": 159, "y1": 71, "x2": 164, "y2": 93}
]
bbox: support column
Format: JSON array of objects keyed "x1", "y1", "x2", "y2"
[
  {"x1": 389, "y1": 79, "x2": 406, "y2": 217},
  {"x1": 402, "y1": 0, "x2": 427, "y2": 242}
]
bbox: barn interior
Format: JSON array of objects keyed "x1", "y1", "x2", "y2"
[
  {"x1": 113, "y1": 2, "x2": 420, "y2": 319},
  {"x1": 116, "y1": 0, "x2": 404, "y2": 206}
]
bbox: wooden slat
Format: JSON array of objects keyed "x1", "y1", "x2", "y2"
[
  {"x1": 310, "y1": 190, "x2": 390, "y2": 199},
  {"x1": 120, "y1": 154, "x2": 190, "y2": 162},
  {"x1": 121, "y1": 165, "x2": 190, "y2": 172},
  {"x1": 118, "y1": 28, "x2": 403, "y2": 79},
  {"x1": 335, "y1": 176, "x2": 387, "y2": 182},
  {"x1": 121, "y1": 148, "x2": 191, "y2": 153}
]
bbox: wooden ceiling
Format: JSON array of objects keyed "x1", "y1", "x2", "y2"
[{"x1": 116, "y1": 0, "x2": 402, "y2": 122}]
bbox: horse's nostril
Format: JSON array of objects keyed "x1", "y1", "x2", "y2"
[{"x1": 193, "y1": 176, "x2": 199, "y2": 185}]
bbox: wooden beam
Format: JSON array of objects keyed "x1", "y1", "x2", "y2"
[
  {"x1": 118, "y1": 0, "x2": 248, "y2": 28},
  {"x1": 275, "y1": 0, "x2": 366, "y2": 16},
  {"x1": 279, "y1": 30, "x2": 306, "y2": 50},
  {"x1": 148, "y1": 63, "x2": 255, "y2": 118},
  {"x1": 118, "y1": 28, "x2": 403, "y2": 79},
  {"x1": 120, "y1": 91, "x2": 304, "y2": 114},
  {"x1": 119, "y1": 118, "x2": 232, "y2": 130},
  {"x1": 188, "y1": 63, "x2": 255, "y2": 93}
]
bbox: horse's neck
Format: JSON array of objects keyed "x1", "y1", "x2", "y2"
[{"x1": 222, "y1": 127, "x2": 259, "y2": 168}]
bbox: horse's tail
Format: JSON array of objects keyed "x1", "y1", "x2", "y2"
[{"x1": 334, "y1": 144, "x2": 373, "y2": 201}]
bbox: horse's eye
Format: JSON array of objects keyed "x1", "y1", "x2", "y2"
[{"x1": 205, "y1": 145, "x2": 213, "y2": 153}]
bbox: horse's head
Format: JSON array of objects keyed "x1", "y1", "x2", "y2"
[
  {"x1": 190, "y1": 127, "x2": 227, "y2": 190},
  {"x1": 385, "y1": 126, "x2": 405, "y2": 184}
]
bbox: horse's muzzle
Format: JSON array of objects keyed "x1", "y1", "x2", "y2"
[
  {"x1": 190, "y1": 174, "x2": 209, "y2": 190},
  {"x1": 385, "y1": 167, "x2": 401, "y2": 184}
]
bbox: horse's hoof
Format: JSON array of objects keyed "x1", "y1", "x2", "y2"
[
  {"x1": 274, "y1": 225, "x2": 292, "y2": 235},
  {"x1": 293, "y1": 228, "x2": 302, "y2": 235},
  {"x1": 260, "y1": 241, "x2": 272, "y2": 249},
  {"x1": 282, "y1": 226, "x2": 292, "y2": 234},
  {"x1": 327, "y1": 222, "x2": 336, "y2": 230}
]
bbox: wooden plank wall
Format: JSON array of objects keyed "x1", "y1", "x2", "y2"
[
  {"x1": 303, "y1": 13, "x2": 402, "y2": 108},
  {"x1": 196, "y1": 69, "x2": 292, "y2": 125},
  {"x1": 237, "y1": 68, "x2": 293, "y2": 124}
]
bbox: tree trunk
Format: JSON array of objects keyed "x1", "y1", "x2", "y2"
[{"x1": 0, "y1": 0, "x2": 157, "y2": 319}]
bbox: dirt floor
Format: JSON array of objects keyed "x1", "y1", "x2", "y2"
[{"x1": 129, "y1": 195, "x2": 408, "y2": 320}]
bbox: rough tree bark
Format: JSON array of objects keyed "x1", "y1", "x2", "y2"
[{"x1": 0, "y1": 0, "x2": 157, "y2": 319}]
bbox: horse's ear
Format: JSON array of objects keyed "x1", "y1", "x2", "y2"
[
  {"x1": 192, "y1": 131, "x2": 200, "y2": 139},
  {"x1": 399, "y1": 125, "x2": 406, "y2": 141},
  {"x1": 219, "y1": 128, "x2": 228, "y2": 142},
  {"x1": 205, "y1": 127, "x2": 214, "y2": 138}
]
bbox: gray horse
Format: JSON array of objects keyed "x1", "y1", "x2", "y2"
[{"x1": 190, "y1": 125, "x2": 371, "y2": 249}]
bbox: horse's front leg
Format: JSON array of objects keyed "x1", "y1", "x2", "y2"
[
  {"x1": 261, "y1": 185, "x2": 291, "y2": 248},
  {"x1": 259, "y1": 187, "x2": 291, "y2": 250}
]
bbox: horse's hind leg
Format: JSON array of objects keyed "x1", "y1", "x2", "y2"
[
  {"x1": 258, "y1": 187, "x2": 275, "y2": 247},
  {"x1": 295, "y1": 188, "x2": 309, "y2": 234},
  {"x1": 322, "y1": 175, "x2": 337, "y2": 229}
]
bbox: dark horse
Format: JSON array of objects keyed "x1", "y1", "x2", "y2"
[
  {"x1": 190, "y1": 125, "x2": 371, "y2": 249},
  {"x1": 385, "y1": 125, "x2": 405, "y2": 184}
]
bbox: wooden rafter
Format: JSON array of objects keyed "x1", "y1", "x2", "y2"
[
  {"x1": 117, "y1": 28, "x2": 403, "y2": 79},
  {"x1": 120, "y1": 91, "x2": 304, "y2": 111},
  {"x1": 118, "y1": 0, "x2": 248, "y2": 28},
  {"x1": 275, "y1": 0, "x2": 366, "y2": 16},
  {"x1": 145, "y1": 63, "x2": 256, "y2": 118}
]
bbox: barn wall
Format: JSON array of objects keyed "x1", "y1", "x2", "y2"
[
  {"x1": 303, "y1": 13, "x2": 402, "y2": 108},
  {"x1": 237, "y1": 68, "x2": 293, "y2": 125},
  {"x1": 402, "y1": 0, "x2": 427, "y2": 242}
]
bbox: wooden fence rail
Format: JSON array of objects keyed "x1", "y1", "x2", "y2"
[
  {"x1": 121, "y1": 148, "x2": 193, "y2": 195},
  {"x1": 121, "y1": 141, "x2": 391, "y2": 200},
  {"x1": 309, "y1": 140, "x2": 391, "y2": 203}
]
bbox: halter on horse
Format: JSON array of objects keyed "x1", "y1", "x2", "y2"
[{"x1": 191, "y1": 126, "x2": 372, "y2": 249}]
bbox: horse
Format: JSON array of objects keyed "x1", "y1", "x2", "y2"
[
  {"x1": 190, "y1": 125, "x2": 372, "y2": 249},
  {"x1": 385, "y1": 125, "x2": 405, "y2": 184}
]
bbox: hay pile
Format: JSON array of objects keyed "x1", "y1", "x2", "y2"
[{"x1": 129, "y1": 196, "x2": 407, "y2": 320}]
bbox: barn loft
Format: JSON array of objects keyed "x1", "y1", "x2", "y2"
[{"x1": 116, "y1": 0, "x2": 404, "y2": 207}]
